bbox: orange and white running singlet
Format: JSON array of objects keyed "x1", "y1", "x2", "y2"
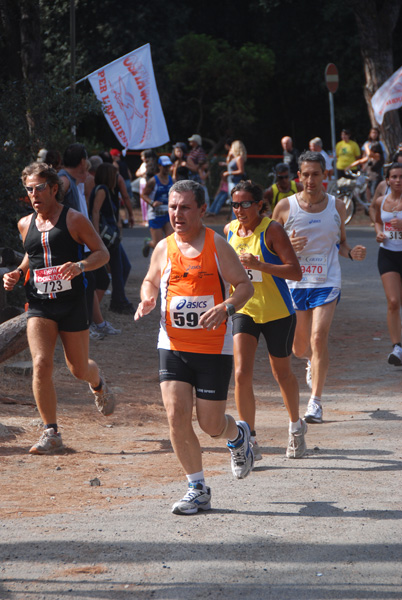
[{"x1": 158, "y1": 228, "x2": 233, "y2": 355}]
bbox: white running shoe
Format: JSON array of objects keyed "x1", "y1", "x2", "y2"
[
  {"x1": 96, "y1": 321, "x2": 121, "y2": 336},
  {"x1": 250, "y1": 437, "x2": 262, "y2": 461},
  {"x1": 90, "y1": 374, "x2": 115, "y2": 416},
  {"x1": 304, "y1": 399, "x2": 323, "y2": 424},
  {"x1": 388, "y1": 345, "x2": 402, "y2": 366},
  {"x1": 306, "y1": 360, "x2": 312, "y2": 389},
  {"x1": 286, "y1": 419, "x2": 308, "y2": 458},
  {"x1": 29, "y1": 428, "x2": 63, "y2": 455},
  {"x1": 172, "y1": 483, "x2": 211, "y2": 515},
  {"x1": 227, "y1": 421, "x2": 254, "y2": 479}
]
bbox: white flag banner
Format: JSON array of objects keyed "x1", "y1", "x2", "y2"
[
  {"x1": 87, "y1": 44, "x2": 169, "y2": 150},
  {"x1": 371, "y1": 66, "x2": 402, "y2": 125}
]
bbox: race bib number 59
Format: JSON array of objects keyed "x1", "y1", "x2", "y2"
[
  {"x1": 34, "y1": 266, "x2": 72, "y2": 295},
  {"x1": 170, "y1": 295, "x2": 214, "y2": 329}
]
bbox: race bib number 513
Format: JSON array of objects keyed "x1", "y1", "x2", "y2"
[
  {"x1": 385, "y1": 222, "x2": 402, "y2": 240},
  {"x1": 34, "y1": 266, "x2": 72, "y2": 295},
  {"x1": 169, "y1": 295, "x2": 214, "y2": 329}
]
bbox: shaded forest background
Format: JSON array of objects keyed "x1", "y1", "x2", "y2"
[{"x1": 1, "y1": 0, "x2": 402, "y2": 246}]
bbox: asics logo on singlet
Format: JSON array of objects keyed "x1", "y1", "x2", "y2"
[
  {"x1": 185, "y1": 265, "x2": 201, "y2": 271},
  {"x1": 176, "y1": 299, "x2": 208, "y2": 310},
  {"x1": 309, "y1": 219, "x2": 321, "y2": 224}
]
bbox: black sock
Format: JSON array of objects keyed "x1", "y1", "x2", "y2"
[
  {"x1": 92, "y1": 378, "x2": 103, "y2": 392},
  {"x1": 394, "y1": 343, "x2": 402, "y2": 348},
  {"x1": 250, "y1": 430, "x2": 257, "y2": 437},
  {"x1": 45, "y1": 423, "x2": 58, "y2": 433}
]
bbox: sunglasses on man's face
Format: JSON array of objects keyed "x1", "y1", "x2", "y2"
[
  {"x1": 25, "y1": 182, "x2": 48, "y2": 194},
  {"x1": 231, "y1": 200, "x2": 258, "y2": 209},
  {"x1": 277, "y1": 175, "x2": 289, "y2": 180}
]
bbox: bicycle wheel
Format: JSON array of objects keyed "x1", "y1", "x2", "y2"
[{"x1": 339, "y1": 194, "x2": 355, "y2": 224}]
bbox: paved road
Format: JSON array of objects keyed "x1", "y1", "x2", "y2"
[{"x1": 1, "y1": 224, "x2": 402, "y2": 600}]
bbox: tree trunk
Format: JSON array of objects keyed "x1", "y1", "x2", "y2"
[
  {"x1": 0, "y1": 313, "x2": 28, "y2": 364},
  {"x1": 19, "y1": 0, "x2": 45, "y2": 144},
  {"x1": 351, "y1": 0, "x2": 402, "y2": 155}
]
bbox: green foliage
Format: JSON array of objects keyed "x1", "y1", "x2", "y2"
[{"x1": 165, "y1": 34, "x2": 275, "y2": 143}]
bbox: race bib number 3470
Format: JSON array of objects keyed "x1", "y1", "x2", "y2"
[
  {"x1": 34, "y1": 266, "x2": 72, "y2": 295},
  {"x1": 169, "y1": 295, "x2": 214, "y2": 329}
]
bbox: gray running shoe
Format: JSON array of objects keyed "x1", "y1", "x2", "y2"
[
  {"x1": 388, "y1": 345, "x2": 402, "y2": 366},
  {"x1": 227, "y1": 420, "x2": 254, "y2": 479},
  {"x1": 90, "y1": 375, "x2": 115, "y2": 416},
  {"x1": 250, "y1": 438, "x2": 262, "y2": 461},
  {"x1": 172, "y1": 483, "x2": 212, "y2": 515},
  {"x1": 89, "y1": 323, "x2": 105, "y2": 340},
  {"x1": 29, "y1": 428, "x2": 63, "y2": 455},
  {"x1": 304, "y1": 399, "x2": 323, "y2": 424},
  {"x1": 95, "y1": 321, "x2": 121, "y2": 335},
  {"x1": 286, "y1": 419, "x2": 308, "y2": 458},
  {"x1": 306, "y1": 360, "x2": 312, "y2": 389}
]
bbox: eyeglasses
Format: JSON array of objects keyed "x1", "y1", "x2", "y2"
[
  {"x1": 277, "y1": 175, "x2": 289, "y2": 180},
  {"x1": 25, "y1": 182, "x2": 48, "y2": 194},
  {"x1": 231, "y1": 200, "x2": 258, "y2": 209}
]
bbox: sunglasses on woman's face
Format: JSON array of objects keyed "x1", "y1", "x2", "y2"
[{"x1": 231, "y1": 200, "x2": 258, "y2": 209}]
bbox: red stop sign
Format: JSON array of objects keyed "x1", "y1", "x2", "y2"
[{"x1": 325, "y1": 63, "x2": 339, "y2": 94}]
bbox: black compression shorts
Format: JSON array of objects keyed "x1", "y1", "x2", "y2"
[
  {"x1": 378, "y1": 247, "x2": 402, "y2": 277},
  {"x1": 27, "y1": 295, "x2": 89, "y2": 332},
  {"x1": 231, "y1": 313, "x2": 296, "y2": 358},
  {"x1": 158, "y1": 349, "x2": 233, "y2": 400}
]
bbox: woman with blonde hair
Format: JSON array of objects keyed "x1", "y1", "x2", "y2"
[{"x1": 223, "y1": 140, "x2": 247, "y2": 196}]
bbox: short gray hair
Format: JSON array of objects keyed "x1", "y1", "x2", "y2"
[
  {"x1": 310, "y1": 137, "x2": 323, "y2": 148},
  {"x1": 169, "y1": 179, "x2": 205, "y2": 207},
  {"x1": 298, "y1": 150, "x2": 326, "y2": 172}
]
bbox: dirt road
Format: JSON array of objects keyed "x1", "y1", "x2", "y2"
[{"x1": 1, "y1": 213, "x2": 401, "y2": 599}]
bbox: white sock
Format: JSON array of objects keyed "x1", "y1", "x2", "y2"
[
  {"x1": 97, "y1": 321, "x2": 106, "y2": 328},
  {"x1": 289, "y1": 419, "x2": 301, "y2": 433},
  {"x1": 309, "y1": 396, "x2": 321, "y2": 405},
  {"x1": 186, "y1": 471, "x2": 206, "y2": 490}
]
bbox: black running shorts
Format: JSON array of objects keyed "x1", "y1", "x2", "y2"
[
  {"x1": 378, "y1": 247, "x2": 402, "y2": 277},
  {"x1": 27, "y1": 295, "x2": 89, "y2": 332},
  {"x1": 231, "y1": 313, "x2": 296, "y2": 358},
  {"x1": 158, "y1": 349, "x2": 233, "y2": 400}
]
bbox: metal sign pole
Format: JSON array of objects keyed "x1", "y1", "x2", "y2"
[
  {"x1": 329, "y1": 91, "x2": 337, "y2": 180},
  {"x1": 70, "y1": 0, "x2": 76, "y2": 140}
]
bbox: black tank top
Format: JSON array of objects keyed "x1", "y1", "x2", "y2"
[{"x1": 24, "y1": 205, "x2": 85, "y2": 301}]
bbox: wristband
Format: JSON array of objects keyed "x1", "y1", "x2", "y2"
[
  {"x1": 348, "y1": 250, "x2": 353, "y2": 261},
  {"x1": 17, "y1": 268, "x2": 24, "y2": 280}
]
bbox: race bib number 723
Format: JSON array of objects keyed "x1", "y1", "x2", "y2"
[{"x1": 34, "y1": 266, "x2": 72, "y2": 295}]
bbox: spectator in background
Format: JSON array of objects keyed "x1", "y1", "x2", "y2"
[
  {"x1": 281, "y1": 136, "x2": 299, "y2": 179},
  {"x1": 264, "y1": 163, "x2": 303, "y2": 216},
  {"x1": 362, "y1": 127, "x2": 387, "y2": 163},
  {"x1": 44, "y1": 150, "x2": 62, "y2": 171},
  {"x1": 136, "y1": 149, "x2": 159, "y2": 226},
  {"x1": 309, "y1": 137, "x2": 333, "y2": 185},
  {"x1": 141, "y1": 155, "x2": 174, "y2": 258},
  {"x1": 170, "y1": 142, "x2": 188, "y2": 181},
  {"x1": 335, "y1": 129, "x2": 361, "y2": 177},
  {"x1": 89, "y1": 162, "x2": 134, "y2": 315},
  {"x1": 110, "y1": 148, "x2": 133, "y2": 203},
  {"x1": 223, "y1": 140, "x2": 247, "y2": 197},
  {"x1": 186, "y1": 134, "x2": 207, "y2": 182}
]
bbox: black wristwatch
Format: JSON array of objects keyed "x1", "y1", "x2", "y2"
[{"x1": 225, "y1": 303, "x2": 236, "y2": 316}]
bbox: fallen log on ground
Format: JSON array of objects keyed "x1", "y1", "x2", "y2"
[{"x1": 0, "y1": 312, "x2": 28, "y2": 364}]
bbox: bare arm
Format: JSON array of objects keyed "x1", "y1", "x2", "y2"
[
  {"x1": 374, "y1": 195, "x2": 387, "y2": 243},
  {"x1": 336, "y1": 199, "x2": 366, "y2": 260},
  {"x1": 57, "y1": 210, "x2": 110, "y2": 280},
  {"x1": 91, "y1": 188, "x2": 106, "y2": 233},
  {"x1": 370, "y1": 181, "x2": 386, "y2": 223},
  {"x1": 118, "y1": 173, "x2": 134, "y2": 226},
  {"x1": 237, "y1": 221, "x2": 302, "y2": 281},
  {"x1": 198, "y1": 234, "x2": 254, "y2": 331},
  {"x1": 134, "y1": 240, "x2": 167, "y2": 320},
  {"x1": 141, "y1": 177, "x2": 156, "y2": 206}
]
